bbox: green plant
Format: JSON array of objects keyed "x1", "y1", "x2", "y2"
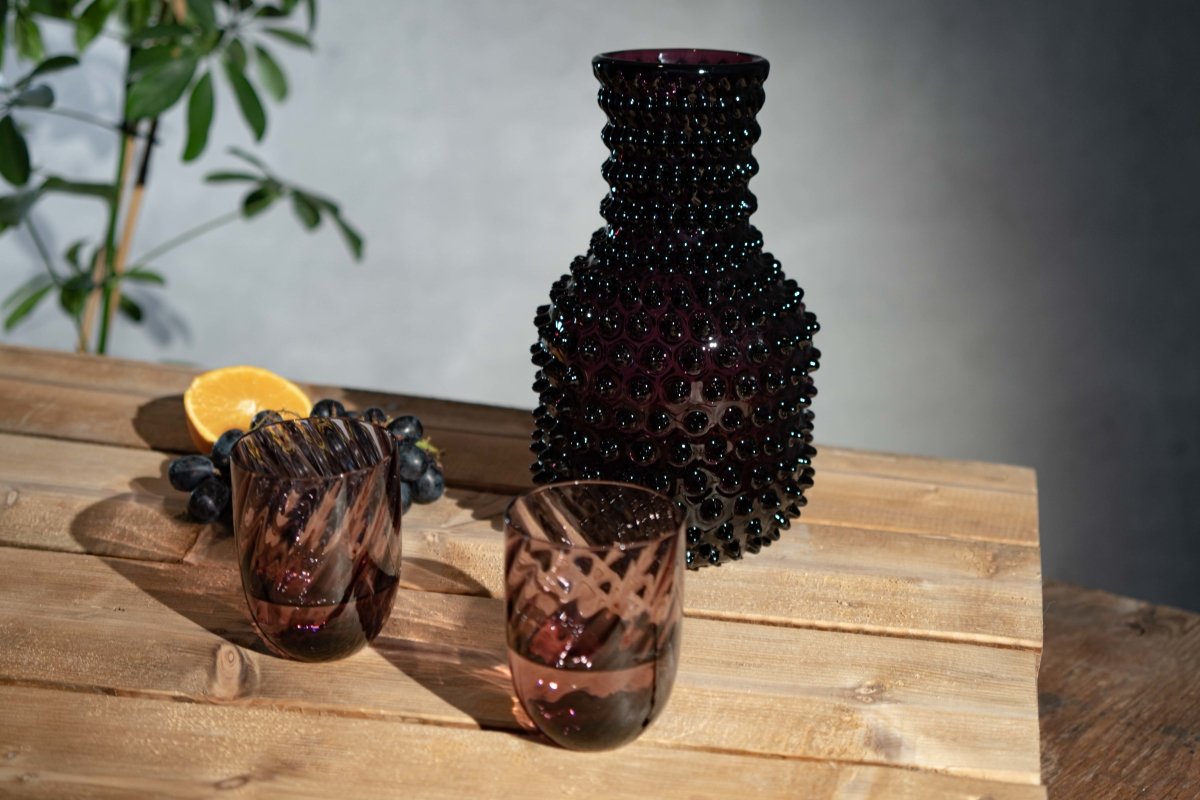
[{"x1": 0, "y1": 0, "x2": 362, "y2": 353}]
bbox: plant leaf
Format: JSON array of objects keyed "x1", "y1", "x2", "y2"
[
  {"x1": 122, "y1": 0, "x2": 153, "y2": 32},
  {"x1": 41, "y1": 175, "x2": 116, "y2": 204},
  {"x1": 224, "y1": 37, "x2": 247, "y2": 70},
  {"x1": 58, "y1": 273, "x2": 91, "y2": 317},
  {"x1": 26, "y1": 0, "x2": 77, "y2": 18},
  {"x1": 127, "y1": 22, "x2": 189, "y2": 46},
  {"x1": 64, "y1": 239, "x2": 86, "y2": 271},
  {"x1": 128, "y1": 44, "x2": 175, "y2": 79},
  {"x1": 203, "y1": 170, "x2": 259, "y2": 183},
  {"x1": 186, "y1": 0, "x2": 215, "y2": 31},
  {"x1": 241, "y1": 185, "x2": 277, "y2": 217},
  {"x1": 3, "y1": 272, "x2": 52, "y2": 310},
  {"x1": 261, "y1": 27, "x2": 312, "y2": 50},
  {"x1": 306, "y1": 192, "x2": 341, "y2": 214},
  {"x1": 223, "y1": 60, "x2": 266, "y2": 141},
  {"x1": 12, "y1": 84, "x2": 54, "y2": 108},
  {"x1": 15, "y1": 13, "x2": 46, "y2": 63},
  {"x1": 122, "y1": 267, "x2": 165, "y2": 285},
  {"x1": 227, "y1": 146, "x2": 270, "y2": 172},
  {"x1": 75, "y1": 0, "x2": 116, "y2": 51},
  {"x1": 331, "y1": 212, "x2": 364, "y2": 261},
  {"x1": 253, "y1": 44, "x2": 287, "y2": 101},
  {"x1": 0, "y1": 116, "x2": 32, "y2": 187},
  {"x1": 118, "y1": 294, "x2": 143, "y2": 322},
  {"x1": 4, "y1": 279, "x2": 53, "y2": 331},
  {"x1": 182, "y1": 70, "x2": 214, "y2": 161},
  {"x1": 291, "y1": 191, "x2": 320, "y2": 229},
  {"x1": 303, "y1": 0, "x2": 316, "y2": 32},
  {"x1": 0, "y1": 0, "x2": 9, "y2": 73},
  {"x1": 0, "y1": 188, "x2": 40, "y2": 224},
  {"x1": 16, "y1": 54, "x2": 80, "y2": 88},
  {"x1": 126, "y1": 53, "x2": 198, "y2": 119}
]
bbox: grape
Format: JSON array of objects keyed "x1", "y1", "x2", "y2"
[
  {"x1": 387, "y1": 415, "x2": 423, "y2": 443},
  {"x1": 311, "y1": 398, "x2": 345, "y2": 418},
  {"x1": 363, "y1": 407, "x2": 388, "y2": 425},
  {"x1": 399, "y1": 480, "x2": 413, "y2": 514},
  {"x1": 168, "y1": 455, "x2": 215, "y2": 492},
  {"x1": 211, "y1": 429, "x2": 244, "y2": 477},
  {"x1": 395, "y1": 441, "x2": 428, "y2": 482},
  {"x1": 250, "y1": 410, "x2": 283, "y2": 430},
  {"x1": 413, "y1": 464, "x2": 445, "y2": 504},
  {"x1": 188, "y1": 477, "x2": 230, "y2": 522},
  {"x1": 343, "y1": 409, "x2": 361, "y2": 420}
]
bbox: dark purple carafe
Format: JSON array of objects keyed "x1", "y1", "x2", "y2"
[{"x1": 530, "y1": 49, "x2": 820, "y2": 568}]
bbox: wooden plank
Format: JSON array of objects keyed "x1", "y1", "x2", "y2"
[
  {"x1": 818, "y1": 446, "x2": 1035, "y2": 495},
  {"x1": 805, "y1": 470, "x2": 1039, "y2": 546},
  {"x1": 0, "y1": 547, "x2": 1043, "y2": 784},
  {"x1": 0, "y1": 434, "x2": 196, "y2": 562},
  {"x1": 0, "y1": 391, "x2": 1036, "y2": 546},
  {"x1": 0, "y1": 433, "x2": 1042, "y2": 647},
  {"x1": 0, "y1": 685, "x2": 1047, "y2": 800},
  {"x1": 1039, "y1": 582, "x2": 1200, "y2": 799},
  {"x1": 0, "y1": 373, "x2": 535, "y2": 493},
  {"x1": 0, "y1": 343, "x2": 1036, "y2": 494}
]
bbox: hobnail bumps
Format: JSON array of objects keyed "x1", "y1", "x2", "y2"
[{"x1": 530, "y1": 50, "x2": 820, "y2": 568}]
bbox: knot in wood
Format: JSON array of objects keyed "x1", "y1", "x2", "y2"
[
  {"x1": 206, "y1": 642, "x2": 257, "y2": 701},
  {"x1": 851, "y1": 679, "x2": 890, "y2": 704}
]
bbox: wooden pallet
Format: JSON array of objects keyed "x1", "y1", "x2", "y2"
[{"x1": 0, "y1": 345, "x2": 1044, "y2": 798}]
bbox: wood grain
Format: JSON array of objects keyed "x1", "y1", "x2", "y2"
[
  {"x1": 0, "y1": 546, "x2": 1042, "y2": 784},
  {"x1": 0, "y1": 343, "x2": 1035, "y2": 494},
  {"x1": 0, "y1": 685, "x2": 1047, "y2": 800},
  {"x1": 0, "y1": 432, "x2": 1042, "y2": 647},
  {"x1": 0, "y1": 344, "x2": 1047, "y2": 797},
  {"x1": 1039, "y1": 581, "x2": 1200, "y2": 799}
]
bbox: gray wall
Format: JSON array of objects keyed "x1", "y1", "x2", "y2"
[{"x1": 5, "y1": 1, "x2": 1198, "y2": 608}]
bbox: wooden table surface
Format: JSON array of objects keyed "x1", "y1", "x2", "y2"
[{"x1": 0, "y1": 344, "x2": 1193, "y2": 798}]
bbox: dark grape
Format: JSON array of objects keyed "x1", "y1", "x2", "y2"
[
  {"x1": 211, "y1": 429, "x2": 244, "y2": 476},
  {"x1": 413, "y1": 464, "x2": 445, "y2": 504},
  {"x1": 311, "y1": 398, "x2": 345, "y2": 418},
  {"x1": 363, "y1": 407, "x2": 388, "y2": 425},
  {"x1": 395, "y1": 442, "x2": 428, "y2": 482},
  {"x1": 343, "y1": 409, "x2": 361, "y2": 420},
  {"x1": 188, "y1": 477, "x2": 230, "y2": 522},
  {"x1": 387, "y1": 415, "x2": 423, "y2": 443},
  {"x1": 399, "y1": 481, "x2": 413, "y2": 514},
  {"x1": 168, "y1": 455, "x2": 215, "y2": 492},
  {"x1": 250, "y1": 410, "x2": 283, "y2": 430}
]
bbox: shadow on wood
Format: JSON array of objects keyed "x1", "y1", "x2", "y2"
[
  {"x1": 134, "y1": 394, "x2": 194, "y2": 452},
  {"x1": 370, "y1": 595, "x2": 535, "y2": 734},
  {"x1": 68, "y1": 479, "x2": 267, "y2": 654}
]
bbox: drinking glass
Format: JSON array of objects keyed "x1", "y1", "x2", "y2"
[
  {"x1": 230, "y1": 417, "x2": 402, "y2": 661},
  {"x1": 505, "y1": 481, "x2": 685, "y2": 750}
]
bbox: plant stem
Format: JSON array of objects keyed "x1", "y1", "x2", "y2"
[
  {"x1": 134, "y1": 209, "x2": 242, "y2": 264},
  {"x1": 105, "y1": 118, "x2": 159, "y2": 339},
  {"x1": 17, "y1": 106, "x2": 124, "y2": 134},
  {"x1": 78, "y1": 247, "x2": 105, "y2": 352},
  {"x1": 93, "y1": 121, "x2": 137, "y2": 354},
  {"x1": 23, "y1": 214, "x2": 61, "y2": 284}
]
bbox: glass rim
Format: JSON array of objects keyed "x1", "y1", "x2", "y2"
[
  {"x1": 229, "y1": 416, "x2": 395, "y2": 483},
  {"x1": 593, "y1": 48, "x2": 768, "y2": 75},
  {"x1": 504, "y1": 479, "x2": 685, "y2": 553}
]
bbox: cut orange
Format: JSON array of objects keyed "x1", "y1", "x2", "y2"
[{"x1": 183, "y1": 365, "x2": 312, "y2": 453}]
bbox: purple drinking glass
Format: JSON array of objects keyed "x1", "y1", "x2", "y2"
[
  {"x1": 230, "y1": 417, "x2": 402, "y2": 661},
  {"x1": 505, "y1": 481, "x2": 685, "y2": 750}
]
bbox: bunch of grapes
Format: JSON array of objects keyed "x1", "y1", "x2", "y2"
[
  {"x1": 168, "y1": 401, "x2": 445, "y2": 522},
  {"x1": 310, "y1": 399, "x2": 445, "y2": 515}
]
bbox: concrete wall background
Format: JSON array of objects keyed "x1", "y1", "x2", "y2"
[{"x1": 4, "y1": 1, "x2": 1198, "y2": 608}]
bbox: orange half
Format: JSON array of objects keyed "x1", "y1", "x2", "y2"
[{"x1": 183, "y1": 365, "x2": 312, "y2": 453}]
